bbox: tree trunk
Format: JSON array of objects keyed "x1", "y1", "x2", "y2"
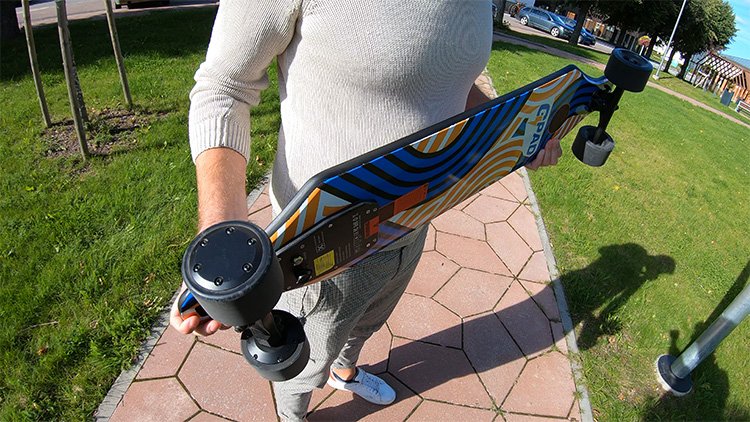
[
  {"x1": 677, "y1": 52, "x2": 692, "y2": 80},
  {"x1": 615, "y1": 29, "x2": 627, "y2": 47},
  {"x1": 568, "y1": 3, "x2": 591, "y2": 46},
  {"x1": 103, "y1": 0, "x2": 132, "y2": 108},
  {"x1": 0, "y1": 0, "x2": 21, "y2": 43},
  {"x1": 645, "y1": 35, "x2": 657, "y2": 59},
  {"x1": 609, "y1": 28, "x2": 618, "y2": 44}
]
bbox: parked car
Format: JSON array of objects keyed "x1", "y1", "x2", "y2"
[
  {"x1": 114, "y1": 0, "x2": 169, "y2": 9},
  {"x1": 518, "y1": 7, "x2": 596, "y2": 46}
]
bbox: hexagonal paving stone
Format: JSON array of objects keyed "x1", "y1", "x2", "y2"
[
  {"x1": 191, "y1": 412, "x2": 232, "y2": 421},
  {"x1": 248, "y1": 191, "x2": 271, "y2": 215},
  {"x1": 110, "y1": 378, "x2": 198, "y2": 422},
  {"x1": 137, "y1": 326, "x2": 195, "y2": 380},
  {"x1": 248, "y1": 205, "x2": 272, "y2": 227},
  {"x1": 494, "y1": 281, "x2": 553, "y2": 358},
  {"x1": 569, "y1": 398, "x2": 582, "y2": 421},
  {"x1": 388, "y1": 293, "x2": 461, "y2": 348},
  {"x1": 308, "y1": 374, "x2": 420, "y2": 421},
  {"x1": 500, "y1": 172, "x2": 528, "y2": 202},
  {"x1": 357, "y1": 324, "x2": 392, "y2": 375},
  {"x1": 519, "y1": 281, "x2": 560, "y2": 322},
  {"x1": 436, "y1": 232, "x2": 511, "y2": 276},
  {"x1": 463, "y1": 194, "x2": 519, "y2": 224},
  {"x1": 198, "y1": 326, "x2": 242, "y2": 354},
  {"x1": 434, "y1": 268, "x2": 512, "y2": 318},
  {"x1": 507, "y1": 205, "x2": 542, "y2": 251},
  {"x1": 480, "y1": 181, "x2": 518, "y2": 202},
  {"x1": 518, "y1": 252, "x2": 551, "y2": 283},
  {"x1": 504, "y1": 413, "x2": 563, "y2": 422},
  {"x1": 463, "y1": 312, "x2": 526, "y2": 404},
  {"x1": 423, "y1": 224, "x2": 436, "y2": 252},
  {"x1": 179, "y1": 342, "x2": 276, "y2": 421},
  {"x1": 406, "y1": 251, "x2": 459, "y2": 298},
  {"x1": 308, "y1": 382, "x2": 335, "y2": 412},
  {"x1": 431, "y1": 209, "x2": 485, "y2": 241},
  {"x1": 455, "y1": 192, "x2": 480, "y2": 210},
  {"x1": 389, "y1": 338, "x2": 493, "y2": 408},
  {"x1": 503, "y1": 352, "x2": 575, "y2": 418},
  {"x1": 486, "y1": 222, "x2": 533, "y2": 276},
  {"x1": 408, "y1": 400, "x2": 496, "y2": 421},
  {"x1": 551, "y1": 321, "x2": 568, "y2": 355}
]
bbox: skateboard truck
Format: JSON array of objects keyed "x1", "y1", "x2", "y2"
[
  {"x1": 179, "y1": 221, "x2": 310, "y2": 381},
  {"x1": 179, "y1": 203, "x2": 379, "y2": 381},
  {"x1": 572, "y1": 48, "x2": 652, "y2": 167}
]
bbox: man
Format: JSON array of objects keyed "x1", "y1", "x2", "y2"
[{"x1": 171, "y1": 1, "x2": 561, "y2": 420}]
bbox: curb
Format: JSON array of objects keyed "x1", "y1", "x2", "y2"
[
  {"x1": 93, "y1": 303, "x2": 172, "y2": 420},
  {"x1": 519, "y1": 168, "x2": 595, "y2": 422},
  {"x1": 94, "y1": 181, "x2": 268, "y2": 420},
  {"x1": 482, "y1": 68, "x2": 594, "y2": 422}
]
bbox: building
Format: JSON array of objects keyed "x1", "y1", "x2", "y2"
[{"x1": 690, "y1": 52, "x2": 750, "y2": 102}]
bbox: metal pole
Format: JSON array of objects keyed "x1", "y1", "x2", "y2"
[
  {"x1": 22, "y1": 0, "x2": 52, "y2": 128},
  {"x1": 103, "y1": 0, "x2": 133, "y2": 108},
  {"x1": 656, "y1": 278, "x2": 750, "y2": 396},
  {"x1": 654, "y1": 0, "x2": 688, "y2": 79}
]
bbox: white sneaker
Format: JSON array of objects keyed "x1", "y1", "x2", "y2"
[{"x1": 327, "y1": 368, "x2": 396, "y2": 405}]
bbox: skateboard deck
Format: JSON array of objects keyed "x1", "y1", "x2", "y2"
[
  {"x1": 268, "y1": 65, "x2": 608, "y2": 289},
  {"x1": 179, "y1": 49, "x2": 652, "y2": 381}
]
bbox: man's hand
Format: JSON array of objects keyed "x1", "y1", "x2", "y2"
[
  {"x1": 526, "y1": 138, "x2": 562, "y2": 171},
  {"x1": 170, "y1": 284, "x2": 228, "y2": 336}
]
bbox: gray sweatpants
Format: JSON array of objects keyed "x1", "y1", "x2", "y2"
[{"x1": 272, "y1": 226, "x2": 428, "y2": 421}]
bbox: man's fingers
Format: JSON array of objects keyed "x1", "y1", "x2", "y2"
[
  {"x1": 526, "y1": 138, "x2": 563, "y2": 170},
  {"x1": 170, "y1": 290, "x2": 203, "y2": 335},
  {"x1": 171, "y1": 311, "x2": 201, "y2": 335},
  {"x1": 194, "y1": 319, "x2": 224, "y2": 336},
  {"x1": 526, "y1": 149, "x2": 544, "y2": 171}
]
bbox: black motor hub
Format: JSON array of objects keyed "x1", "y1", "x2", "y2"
[{"x1": 181, "y1": 220, "x2": 283, "y2": 327}]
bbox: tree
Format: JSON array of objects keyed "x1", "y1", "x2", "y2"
[
  {"x1": 1, "y1": 0, "x2": 21, "y2": 43},
  {"x1": 567, "y1": 0, "x2": 595, "y2": 46},
  {"x1": 673, "y1": 0, "x2": 736, "y2": 80},
  {"x1": 596, "y1": 0, "x2": 641, "y2": 46},
  {"x1": 597, "y1": 0, "x2": 679, "y2": 54}
]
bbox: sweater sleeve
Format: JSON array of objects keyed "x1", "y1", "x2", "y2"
[{"x1": 188, "y1": 0, "x2": 301, "y2": 162}]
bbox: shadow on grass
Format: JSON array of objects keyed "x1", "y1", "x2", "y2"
[
  {"x1": 0, "y1": 6, "x2": 218, "y2": 81},
  {"x1": 642, "y1": 260, "x2": 750, "y2": 421},
  {"x1": 562, "y1": 243, "x2": 676, "y2": 351}
]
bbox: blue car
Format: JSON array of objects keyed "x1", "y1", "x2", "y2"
[{"x1": 518, "y1": 7, "x2": 596, "y2": 46}]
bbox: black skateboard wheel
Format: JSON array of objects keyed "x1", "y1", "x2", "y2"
[
  {"x1": 572, "y1": 125, "x2": 614, "y2": 167},
  {"x1": 241, "y1": 310, "x2": 310, "y2": 381},
  {"x1": 605, "y1": 48, "x2": 652, "y2": 93},
  {"x1": 181, "y1": 221, "x2": 283, "y2": 327}
]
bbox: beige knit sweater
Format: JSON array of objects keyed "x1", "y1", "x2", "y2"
[{"x1": 189, "y1": 0, "x2": 493, "y2": 212}]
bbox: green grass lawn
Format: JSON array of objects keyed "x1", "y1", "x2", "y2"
[
  {"x1": 650, "y1": 73, "x2": 750, "y2": 127},
  {"x1": 496, "y1": 24, "x2": 611, "y2": 65},
  {"x1": 498, "y1": 27, "x2": 750, "y2": 129},
  {"x1": 0, "y1": 7, "x2": 277, "y2": 419},
  {"x1": 488, "y1": 43, "x2": 750, "y2": 420},
  {"x1": 2, "y1": 7, "x2": 748, "y2": 420}
]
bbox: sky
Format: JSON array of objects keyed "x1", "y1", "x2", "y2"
[{"x1": 724, "y1": 0, "x2": 750, "y2": 58}]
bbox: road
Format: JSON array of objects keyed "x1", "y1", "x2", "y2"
[
  {"x1": 501, "y1": 12, "x2": 614, "y2": 56},
  {"x1": 16, "y1": 0, "x2": 217, "y2": 27}
]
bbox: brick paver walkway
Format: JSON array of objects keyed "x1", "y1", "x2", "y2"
[{"x1": 106, "y1": 171, "x2": 584, "y2": 421}]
